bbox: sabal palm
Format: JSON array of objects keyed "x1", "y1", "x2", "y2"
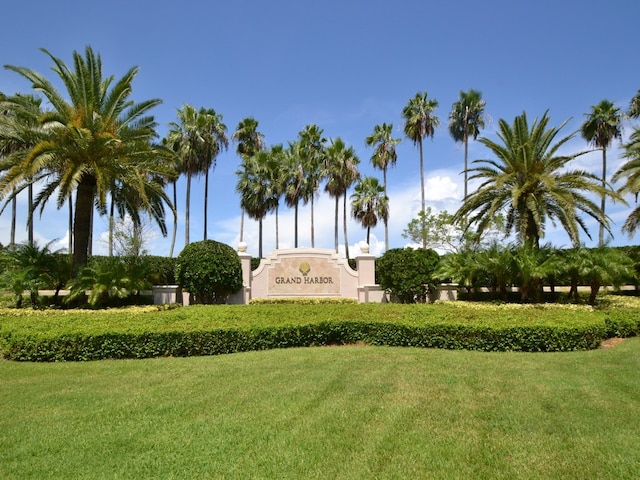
[
  {"x1": 454, "y1": 111, "x2": 614, "y2": 249},
  {"x1": 2, "y1": 47, "x2": 173, "y2": 268},
  {"x1": 232, "y1": 117, "x2": 265, "y2": 243},
  {"x1": 448, "y1": 89, "x2": 487, "y2": 200},
  {"x1": 365, "y1": 123, "x2": 400, "y2": 251},
  {"x1": 324, "y1": 137, "x2": 360, "y2": 257},
  {"x1": 402, "y1": 92, "x2": 439, "y2": 220},
  {"x1": 298, "y1": 124, "x2": 326, "y2": 248},
  {"x1": 284, "y1": 141, "x2": 308, "y2": 248},
  {"x1": 581, "y1": 100, "x2": 622, "y2": 246},
  {"x1": 235, "y1": 150, "x2": 278, "y2": 258},
  {"x1": 351, "y1": 176, "x2": 389, "y2": 245},
  {"x1": 166, "y1": 104, "x2": 228, "y2": 246}
]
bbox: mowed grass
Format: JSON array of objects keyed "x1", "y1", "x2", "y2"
[{"x1": 1, "y1": 339, "x2": 639, "y2": 479}]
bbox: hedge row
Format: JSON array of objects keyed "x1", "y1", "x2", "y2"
[{"x1": 3, "y1": 302, "x2": 637, "y2": 361}]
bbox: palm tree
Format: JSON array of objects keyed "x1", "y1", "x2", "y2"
[
  {"x1": 2, "y1": 47, "x2": 173, "y2": 269},
  {"x1": 166, "y1": 104, "x2": 228, "y2": 246},
  {"x1": 235, "y1": 150, "x2": 278, "y2": 258},
  {"x1": 454, "y1": 111, "x2": 617, "y2": 250},
  {"x1": 232, "y1": 117, "x2": 265, "y2": 243},
  {"x1": 267, "y1": 144, "x2": 288, "y2": 250},
  {"x1": 351, "y1": 176, "x2": 389, "y2": 245},
  {"x1": 629, "y1": 90, "x2": 640, "y2": 119},
  {"x1": 0, "y1": 93, "x2": 45, "y2": 246},
  {"x1": 297, "y1": 124, "x2": 326, "y2": 248},
  {"x1": 402, "y1": 92, "x2": 439, "y2": 248},
  {"x1": 448, "y1": 89, "x2": 487, "y2": 200},
  {"x1": 324, "y1": 138, "x2": 360, "y2": 257},
  {"x1": 581, "y1": 100, "x2": 623, "y2": 246},
  {"x1": 612, "y1": 126, "x2": 640, "y2": 235},
  {"x1": 284, "y1": 141, "x2": 307, "y2": 248},
  {"x1": 365, "y1": 123, "x2": 400, "y2": 251}
]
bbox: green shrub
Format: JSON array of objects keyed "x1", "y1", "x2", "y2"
[
  {"x1": 377, "y1": 248, "x2": 440, "y2": 303},
  {"x1": 175, "y1": 240, "x2": 243, "y2": 304}
]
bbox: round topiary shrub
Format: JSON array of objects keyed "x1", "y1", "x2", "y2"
[
  {"x1": 377, "y1": 247, "x2": 440, "y2": 303},
  {"x1": 175, "y1": 240, "x2": 243, "y2": 304}
]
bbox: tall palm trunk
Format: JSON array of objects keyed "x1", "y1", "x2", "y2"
[
  {"x1": 310, "y1": 195, "x2": 315, "y2": 248},
  {"x1": 463, "y1": 130, "x2": 469, "y2": 201},
  {"x1": 382, "y1": 167, "x2": 389, "y2": 252},
  {"x1": 204, "y1": 170, "x2": 209, "y2": 240},
  {"x1": 419, "y1": 137, "x2": 426, "y2": 249},
  {"x1": 343, "y1": 193, "x2": 350, "y2": 259},
  {"x1": 108, "y1": 198, "x2": 114, "y2": 256},
  {"x1": 294, "y1": 202, "x2": 299, "y2": 248},
  {"x1": 275, "y1": 204, "x2": 279, "y2": 249},
  {"x1": 68, "y1": 197, "x2": 73, "y2": 254},
  {"x1": 27, "y1": 182, "x2": 33, "y2": 246},
  {"x1": 185, "y1": 173, "x2": 192, "y2": 246},
  {"x1": 599, "y1": 148, "x2": 607, "y2": 247},
  {"x1": 169, "y1": 181, "x2": 177, "y2": 258},
  {"x1": 258, "y1": 218, "x2": 263, "y2": 258},
  {"x1": 10, "y1": 190, "x2": 16, "y2": 246},
  {"x1": 334, "y1": 196, "x2": 339, "y2": 252}
]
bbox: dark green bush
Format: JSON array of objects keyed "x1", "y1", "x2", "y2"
[
  {"x1": 377, "y1": 248, "x2": 440, "y2": 303},
  {"x1": 175, "y1": 240, "x2": 243, "y2": 304}
]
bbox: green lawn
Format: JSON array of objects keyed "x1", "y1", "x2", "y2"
[{"x1": 1, "y1": 339, "x2": 639, "y2": 479}]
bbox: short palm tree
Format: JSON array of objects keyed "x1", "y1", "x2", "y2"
[
  {"x1": 232, "y1": 117, "x2": 265, "y2": 243},
  {"x1": 402, "y1": 92, "x2": 439, "y2": 248},
  {"x1": 351, "y1": 176, "x2": 389, "y2": 245},
  {"x1": 324, "y1": 137, "x2": 360, "y2": 257},
  {"x1": 454, "y1": 111, "x2": 617, "y2": 250},
  {"x1": 448, "y1": 89, "x2": 487, "y2": 200},
  {"x1": 2, "y1": 47, "x2": 174, "y2": 269},
  {"x1": 366, "y1": 123, "x2": 400, "y2": 251},
  {"x1": 581, "y1": 100, "x2": 623, "y2": 246}
]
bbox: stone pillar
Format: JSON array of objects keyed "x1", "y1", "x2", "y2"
[
  {"x1": 237, "y1": 242, "x2": 253, "y2": 304},
  {"x1": 355, "y1": 243, "x2": 375, "y2": 286}
]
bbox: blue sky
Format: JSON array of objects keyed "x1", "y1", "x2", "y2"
[{"x1": 1, "y1": 0, "x2": 639, "y2": 257}]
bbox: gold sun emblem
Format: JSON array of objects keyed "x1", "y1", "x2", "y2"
[{"x1": 299, "y1": 261, "x2": 311, "y2": 276}]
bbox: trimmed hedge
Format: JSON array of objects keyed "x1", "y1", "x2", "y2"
[{"x1": 1, "y1": 302, "x2": 633, "y2": 361}]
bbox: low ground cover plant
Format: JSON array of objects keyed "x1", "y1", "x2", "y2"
[{"x1": 1, "y1": 298, "x2": 638, "y2": 361}]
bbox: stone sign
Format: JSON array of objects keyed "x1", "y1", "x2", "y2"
[{"x1": 268, "y1": 257, "x2": 341, "y2": 295}]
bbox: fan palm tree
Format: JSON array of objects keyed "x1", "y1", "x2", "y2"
[
  {"x1": 448, "y1": 89, "x2": 487, "y2": 200},
  {"x1": 351, "y1": 176, "x2": 389, "y2": 245},
  {"x1": 402, "y1": 92, "x2": 439, "y2": 248},
  {"x1": 166, "y1": 104, "x2": 228, "y2": 246},
  {"x1": 324, "y1": 137, "x2": 360, "y2": 257},
  {"x1": 232, "y1": 117, "x2": 265, "y2": 243},
  {"x1": 267, "y1": 144, "x2": 288, "y2": 250},
  {"x1": 284, "y1": 141, "x2": 308, "y2": 248},
  {"x1": 366, "y1": 123, "x2": 400, "y2": 251},
  {"x1": 454, "y1": 111, "x2": 618, "y2": 250},
  {"x1": 235, "y1": 150, "x2": 278, "y2": 258},
  {"x1": 297, "y1": 124, "x2": 326, "y2": 248},
  {"x1": 2, "y1": 47, "x2": 174, "y2": 269},
  {"x1": 581, "y1": 100, "x2": 623, "y2": 246}
]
